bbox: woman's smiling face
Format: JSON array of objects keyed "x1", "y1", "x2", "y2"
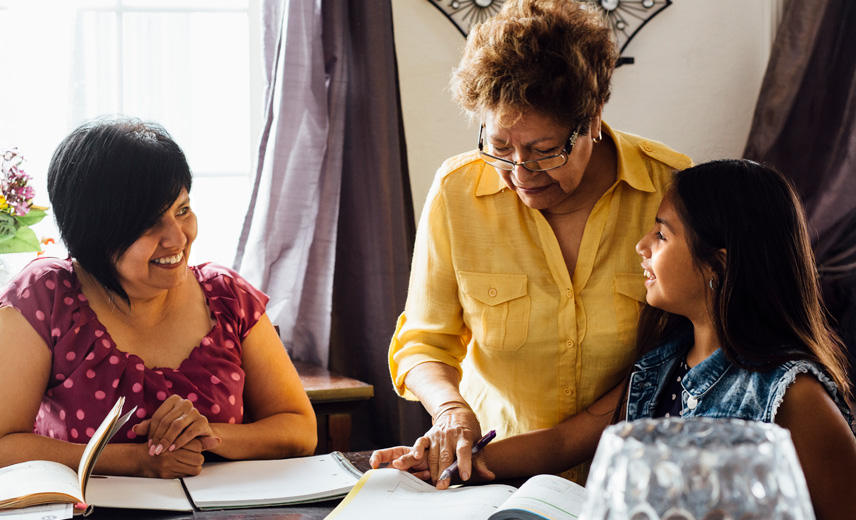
[
  {"x1": 482, "y1": 108, "x2": 597, "y2": 213},
  {"x1": 635, "y1": 193, "x2": 710, "y2": 321},
  {"x1": 114, "y1": 188, "x2": 197, "y2": 299}
]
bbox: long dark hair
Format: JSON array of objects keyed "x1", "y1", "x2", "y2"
[
  {"x1": 635, "y1": 159, "x2": 852, "y2": 402},
  {"x1": 47, "y1": 117, "x2": 192, "y2": 304}
]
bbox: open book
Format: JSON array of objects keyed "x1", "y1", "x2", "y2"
[
  {"x1": 0, "y1": 397, "x2": 135, "y2": 510},
  {"x1": 85, "y1": 452, "x2": 362, "y2": 511},
  {"x1": 327, "y1": 468, "x2": 587, "y2": 520}
]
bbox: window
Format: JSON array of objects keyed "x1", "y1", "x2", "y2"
[{"x1": 0, "y1": 0, "x2": 261, "y2": 272}]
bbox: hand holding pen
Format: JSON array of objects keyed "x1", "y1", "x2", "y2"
[{"x1": 438, "y1": 429, "x2": 496, "y2": 482}]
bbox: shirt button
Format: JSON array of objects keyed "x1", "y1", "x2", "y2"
[
  {"x1": 488, "y1": 288, "x2": 497, "y2": 297},
  {"x1": 563, "y1": 387, "x2": 572, "y2": 396},
  {"x1": 643, "y1": 144, "x2": 654, "y2": 152},
  {"x1": 566, "y1": 339, "x2": 575, "y2": 347},
  {"x1": 566, "y1": 288, "x2": 573, "y2": 298},
  {"x1": 687, "y1": 395, "x2": 699, "y2": 410}
]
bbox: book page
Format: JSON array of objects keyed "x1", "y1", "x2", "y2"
[
  {"x1": 491, "y1": 474, "x2": 587, "y2": 520},
  {"x1": 327, "y1": 468, "x2": 519, "y2": 520},
  {"x1": 0, "y1": 461, "x2": 83, "y2": 507},
  {"x1": 85, "y1": 475, "x2": 193, "y2": 511},
  {"x1": 182, "y1": 453, "x2": 361, "y2": 509},
  {"x1": 0, "y1": 503, "x2": 72, "y2": 520},
  {"x1": 77, "y1": 397, "x2": 136, "y2": 495}
]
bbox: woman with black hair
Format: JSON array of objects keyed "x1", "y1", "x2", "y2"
[
  {"x1": 0, "y1": 118, "x2": 317, "y2": 478},
  {"x1": 373, "y1": 160, "x2": 856, "y2": 519}
]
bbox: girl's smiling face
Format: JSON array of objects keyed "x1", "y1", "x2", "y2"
[
  {"x1": 114, "y1": 188, "x2": 197, "y2": 299},
  {"x1": 635, "y1": 193, "x2": 710, "y2": 321}
]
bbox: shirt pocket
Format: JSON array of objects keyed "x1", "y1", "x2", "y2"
[
  {"x1": 458, "y1": 271, "x2": 530, "y2": 352},
  {"x1": 613, "y1": 273, "x2": 648, "y2": 348}
]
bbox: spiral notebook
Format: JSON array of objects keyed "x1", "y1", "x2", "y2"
[{"x1": 86, "y1": 452, "x2": 362, "y2": 511}]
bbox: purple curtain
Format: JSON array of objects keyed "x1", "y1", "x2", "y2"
[
  {"x1": 744, "y1": 0, "x2": 856, "y2": 383},
  {"x1": 235, "y1": 0, "x2": 343, "y2": 367},
  {"x1": 236, "y1": 0, "x2": 429, "y2": 448},
  {"x1": 324, "y1": 1, "x2": 431, "y2": 449}
]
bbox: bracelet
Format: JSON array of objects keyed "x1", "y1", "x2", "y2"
[{"x1": 431, "y1": 400, "x2": 472, "y2": 424}]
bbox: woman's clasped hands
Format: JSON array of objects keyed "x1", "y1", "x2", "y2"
[
  {"x1": 131, "y1": 394, "x2": 221, "y2": 478},
  {"x1": 370, "y1": 401, "x2": 495, "y2": 489}
]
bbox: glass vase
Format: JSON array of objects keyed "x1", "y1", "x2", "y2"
[{"x1": 581, "y1": 417, "x2": 815, "y2": 520}]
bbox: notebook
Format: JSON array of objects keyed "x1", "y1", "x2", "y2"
[
  {"x1": 0, "y1": 397, "x2": 134, "y2": 511},
  {"x1": 85, "y1": 452, "x2": 362, "y2": 511},
  {"x1": 326, "y1": 468, "x2": 588, "y2": 520}
]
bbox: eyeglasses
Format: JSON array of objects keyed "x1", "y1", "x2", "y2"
[{"x1": 478, "y1": 123, "x2": 579, "y2": 172}]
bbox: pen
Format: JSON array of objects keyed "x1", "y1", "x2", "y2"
[{"x1": 438, "y1": 429, "x2": 496, "y2": 481}]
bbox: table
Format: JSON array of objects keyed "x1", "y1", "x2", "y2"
[
  {"x1": 293, "y1": 361, "x2": 374, "y2": 454},
  {"x1": 87, "y1": 452, "x2": 374, "y2": 520}
]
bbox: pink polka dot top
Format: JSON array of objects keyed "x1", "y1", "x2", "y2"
[{"x1": 0, "y1": 257, "x2": 269, "y2": 444}]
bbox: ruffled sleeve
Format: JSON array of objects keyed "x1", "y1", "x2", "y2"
[
  {"x1": 0, "y1": 257, "x2": 79, "y2": 352},
  {"x1": 193, "y1": 263, "x2": 269, "y2": 339}
]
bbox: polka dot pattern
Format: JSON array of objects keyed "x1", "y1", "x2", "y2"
[
  {"x1": 1, "y1": 258, "x2": 267, "y2": 444},
  {"x1": 655, "y1": 355, "x2": 691, "y2": 419}
]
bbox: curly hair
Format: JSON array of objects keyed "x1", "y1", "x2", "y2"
[{"x1": 450, "y1": 0, "x2": 617, "y2": 129}]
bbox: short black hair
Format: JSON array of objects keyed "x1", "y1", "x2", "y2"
[{"x1": 47, "y1": 117, "x2": 192, "y2": 303}]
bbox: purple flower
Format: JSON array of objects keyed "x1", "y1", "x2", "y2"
[
  {"x1": 1, "y1": 150, "x2": 36, "y2": 218},
  {"x1": 12, "y1": 201, "x2": 30, "y2": 216}
]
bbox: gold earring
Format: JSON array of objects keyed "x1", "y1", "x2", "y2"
[{"x1": 592, "y1": 131, "x2": 603, "y2": 143}]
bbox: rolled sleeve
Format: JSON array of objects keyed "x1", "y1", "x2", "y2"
[{"x1": 389, "y1": 170, "x2": 471, "y2": 397}]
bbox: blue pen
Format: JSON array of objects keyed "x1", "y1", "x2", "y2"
[{"x1": 438, "y1": 429, "x2": 497, "y2": 481}]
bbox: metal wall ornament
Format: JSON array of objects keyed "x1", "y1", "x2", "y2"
[{"x1": 427, "y1": 0, "x2": 673, "y2": 67}]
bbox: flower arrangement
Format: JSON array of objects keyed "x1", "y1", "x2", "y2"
[{"x1": 0, "y1": 149, "x2": 47, "y2": 254}]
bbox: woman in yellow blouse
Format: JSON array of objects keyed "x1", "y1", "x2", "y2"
[{"x1": 389, "y1": 0, "x2": 691, "y2": 484}]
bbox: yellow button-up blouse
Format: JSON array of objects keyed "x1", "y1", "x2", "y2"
[{"x1": 389, "y1": 123, "x2": 691, "y2": 482}]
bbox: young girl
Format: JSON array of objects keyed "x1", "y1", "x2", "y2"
[{"x1": 371, "y1": 160, "x2": 856, "y2": 520}]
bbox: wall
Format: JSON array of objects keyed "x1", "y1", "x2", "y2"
[{"x1": 392, "y1": 0, "x2": 783, "y2": 220}]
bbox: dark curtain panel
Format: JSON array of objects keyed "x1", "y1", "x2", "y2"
[
  {"x1": 325, "y1": 1, "x2": 432, "y2": 449},
  {"x1": 744, "y1": 0, "x2": 856, "y2": 384}
]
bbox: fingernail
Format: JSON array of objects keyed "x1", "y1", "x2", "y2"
[
  {"x1": 155, "y1": 444, "x2": 164, "y2": 455},
  {"x1": 461, "y1": 471, "x2": 470, "y2": 480},
  {"x1": 168, "y1": 444, "x2": 176, "y2": 452},
  {"x1": 147, "y1": 439, "x2": 152, "y2": 447},
  {"x1": 148, "y1": 445, "x2": 156, "y2": 456}
]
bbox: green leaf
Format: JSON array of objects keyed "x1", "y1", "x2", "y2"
[
  {"x1": 15, "y1": 207, "x2": 48, "y2": 226},
  {"x1": 0, "y1": 213, "x2": 19, "y2": 242},
  {"x1": 0, "y1": 225, "x2": 42, "y2": 254}
]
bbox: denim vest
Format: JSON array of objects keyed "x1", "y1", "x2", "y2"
[{"x1": 626, "y1": 331, "x2": 856, "y2": 434}]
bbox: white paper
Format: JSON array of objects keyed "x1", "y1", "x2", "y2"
[
  {"x1": 328, "y1": 469, "x2": 518, "y2": 520},
  {"x1": 85, "y1": 476, "x2": 193, "y2": 511},
  {"x1": 182, "y1": 454, "x2": 360, "y2": 508},
  {"x1": 0, "y1": 462, "x2": 82, "y2": 505},
  {"x1": 494, "y1": 474, "x2": 587, "y2": 520},
  {"x1": 0, "y1": 503, "x2": 72, "y2": 520}
]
